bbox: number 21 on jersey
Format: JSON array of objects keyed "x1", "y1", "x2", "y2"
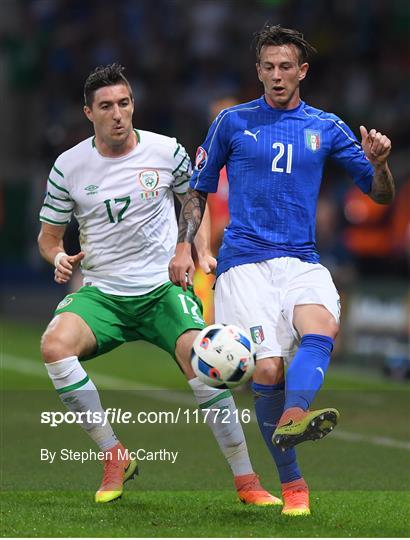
[{"x1": 272, "y1": 142, "x2": 293, "y2": 174}]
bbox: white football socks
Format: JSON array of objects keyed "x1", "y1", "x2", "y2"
[
  {"x1": 45, "y1": 356, "x2": 118, "y2": 451},
  {"x1": 188, "y1": 377, "x2": 253, "y2": 476}
]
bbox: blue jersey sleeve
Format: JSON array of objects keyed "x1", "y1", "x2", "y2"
[
  {"x1": 190, "y1": 110, "x2": 231, "y2": 193},
  {"x1": 329, "y1": 116, "x2": 374, "y2": 194}
]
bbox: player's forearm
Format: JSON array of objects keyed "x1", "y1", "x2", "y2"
[
  {"x1": 194, "y1": 203, "x2": 212, "y2": 256},
  {"x1": 38, "y1": 230, "x2": 65, "y2": 265},
  {"x1": 177, "y1": 188, "x2": 208, "y2": 244},
  {"x1": 369, "y1": 163, "x2": 395, "y2": 204}
]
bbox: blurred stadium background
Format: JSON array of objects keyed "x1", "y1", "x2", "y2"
[{"x1": 1, "y1": 0, "x2": 409, "y2": 379}]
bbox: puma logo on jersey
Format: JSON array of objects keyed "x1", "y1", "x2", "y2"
[{"x1": 244, "y1": 129, "x2": 260, "y2": 142}]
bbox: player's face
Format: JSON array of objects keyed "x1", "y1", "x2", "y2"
[
  {"x1": 84, "y1": 83, "x2": 134, "y2": 154},
  {"x1": 256, "y1": 44, "x2": 308, "y2": 109}
]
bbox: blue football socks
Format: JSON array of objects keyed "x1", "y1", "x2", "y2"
[
  {"x1": 252, "y1": 382, "x2": 301, "y2": 483},
  {"x1": 285, "y1": 333, "x2": 334, "y2": 411}
]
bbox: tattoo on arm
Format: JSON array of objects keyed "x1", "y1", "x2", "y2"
[
  {"x1": 178, "y1": 188, "x2": 208, "y2": 243},
  {"x1": 370, "y1": 164, "x2": 395, "y2": 204}
]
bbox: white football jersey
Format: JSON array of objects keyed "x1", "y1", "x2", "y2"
[{"x1": 40, "y1": 129, "x2": 191, "y2": 295}]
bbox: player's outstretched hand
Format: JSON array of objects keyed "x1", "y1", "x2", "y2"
[
  {"x1": 168, "y1": 243, "x2": 195, "y2": 291},
  {"x1": 197, "y1": 251, "x2": 217, "y2": 275},
  {"x1": 54, "y1": 251, "x2": 85, "y2": 284},
  {"x1": 360, "y1": 125, "x2": 391, "y2": 166}
]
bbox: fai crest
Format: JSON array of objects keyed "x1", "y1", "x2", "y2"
[
  {"x1": 250, "y1": 325, "x2": 265, "y2": 345},
  {"x1": 57, "y1": 296, "x2": 73, "y2": 310},
  {"x1": 195, "y1": 146, "x2": 208, "y2": 170},
  {"x1": 304, "y1": 130, "x2": 321, "y2": 152},
  {"x1": 139, "y1": 170, "x2": 159, "y2": 191}
]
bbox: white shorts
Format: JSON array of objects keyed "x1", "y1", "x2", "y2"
[{"x1": 214, "y1": 258, "x2": 340, "y2": 361}]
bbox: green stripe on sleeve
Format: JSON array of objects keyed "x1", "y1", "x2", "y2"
[
  {"x1": 174, "y1": 165, "x2": 190, "y2": 180},
  {"x1": 43, "y1": 203, "x2": 72, "y2": 213},
  {"x1": 53, "y1": 164, "x2": 64, "y2": 178},
  {"x1": 48, "y1": 177, "x2": 70, "y2": 194},
  {"x1": 57, "y1": 376, "x2": 90, "y2": 394},
  {"x1": 173, "y1": 177, "x2": 189, "y2": 188},
  {"x1": 48, "y1": 192, "x2": 73, "y2": 202},
  {"x1": 172, "y1": 154, "x2": 188, "y2": 175},
  {"x1": 173, "y1": 144, "x2": 181, "y2": 157},
  {"x1": 39, "y1": 216, "x2": 70, "y2": 225},
  {"x1": 200, "y1": 390, "x2": 232, "y2": 409}
]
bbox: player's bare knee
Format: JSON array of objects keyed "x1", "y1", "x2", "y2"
[
  {"x1": 41, "y1": 330, "x2": 74, "y2": 363},
  {"x1": 326, "y1": 317, "x2": 339, "y2": 340},
  {"x1": 175, "y1": 330, "x2": 198, "y2": 379},
  {"x1": 253, "y1": 357, "x2": 284, "y2": 385}
]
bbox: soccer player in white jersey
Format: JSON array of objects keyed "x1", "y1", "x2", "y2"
[
  {"x1": 169, "y1": 25, "x2": 395, "y2": 516},
  {"x1": 38, "y1": 64, "x2": 280, "y2": 505}
]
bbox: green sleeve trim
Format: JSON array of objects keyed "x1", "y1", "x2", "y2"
[
  {"x1": 173, "y1": 177, "x2": 189, "y2": 188},
  {"x1": 173, "y1": 144, "x2": 181, "y2": 157},
  {"x1": 53, "y1": 164, "x2": 64, "y2": 178},
  {"x1": 48, "y1": 192, "x2": 73, "y2": 202},
  {"x1": 40, "y1": 216, "x2": 70, "y2": 225},
  {"x1": 172, "y1": 154, "x2": 188, "y2": 175},
  {"x1": 174, "y1": 165, "x2": 190, "y2": 181},
  {"x1": 200, "y1": 390, "x2": 232, "y2": 409},
  {"x1": 43, "y1": 203, "x2": 72, "y2": 213},
  {"x1": 48, "y1": 177, "x2": 70, "y2": 195},
  {"x1": 57, "y1": 375, "x2": 90, "y2": 394}
]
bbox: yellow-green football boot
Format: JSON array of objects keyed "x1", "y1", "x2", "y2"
[{"x1": 272, "y1": 407, "x2": 339, "y2": 450}]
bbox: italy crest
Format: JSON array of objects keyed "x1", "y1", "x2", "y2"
[
  {"x1": 250, "y1": 325, "x2": 265, "y2": 345},
  {"x1": 304, "y1": 129, "x2": 321, "y2": 152}
]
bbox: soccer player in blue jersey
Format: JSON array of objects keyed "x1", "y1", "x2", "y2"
[{"x1": 169, "y1": 25, "x2": 394, "y2": 515}]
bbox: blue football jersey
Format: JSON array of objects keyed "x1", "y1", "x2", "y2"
[{"x1": 190, "y1": 97, "x2": 374, "y2": 277}]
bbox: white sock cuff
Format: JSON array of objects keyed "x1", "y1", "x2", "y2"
[
  {"x1": 45, "y1": 355, "x2": 79, "y2": 378},
  {"x1": 45, "y1": 356, "x2": 85, "y2": 382}
]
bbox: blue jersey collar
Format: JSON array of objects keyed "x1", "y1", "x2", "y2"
[{"x1": 259, "y1": 96, "x2": 305, "y2": 114}]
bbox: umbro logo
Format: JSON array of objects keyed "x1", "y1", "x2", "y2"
[
  {"x1": 244, "y1": 129, "x2": 260, "y2": 142},
  {"x1": 85, "y1": 184, "x2": 99, "y2": 195}
]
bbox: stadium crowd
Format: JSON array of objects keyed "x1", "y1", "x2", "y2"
[{"x1": 1, "y1": 0, "x2": 409, "y2": 280}]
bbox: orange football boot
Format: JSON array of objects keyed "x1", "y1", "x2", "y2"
[
  {"x1": 281, "y1": 478, "x2": 310, "y2": 516},
  {"x1": 234, "y1": 473, "x2": 282, "y2": 506},
  {"x1": 95, "y1": 442, "x2": 138, "y2": 503}
]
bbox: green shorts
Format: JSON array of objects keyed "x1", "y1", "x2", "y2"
[{"x1": 54, "y1": 282, "x2": 204, "y2": 360}]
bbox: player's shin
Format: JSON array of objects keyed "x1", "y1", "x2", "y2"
[
  {"x1": 252, "y1": 382, "x2": 301, "y2": 483},
  {"x1": 45, "y1": 355, "x2": 118, "y2": 450},
  {"x1": 188, "y1": 377, "x2": 253, "y2": 475},
  {"x1": 284, "y1": 334, "x2": 334, "y2": 410}
]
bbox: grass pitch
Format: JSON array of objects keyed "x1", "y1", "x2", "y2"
[{"x1": 1, "y1": 319, "x2": 409, "y2": 537}]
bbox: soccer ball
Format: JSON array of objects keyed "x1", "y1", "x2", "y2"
[{"x1": 191, "y1": 324, "x2": 256, "y2": 389}]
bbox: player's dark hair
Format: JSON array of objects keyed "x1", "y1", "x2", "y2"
[
  {"x1": 84, "y1": 63, "x2": 133, "y2": 107},
  {"x1": 253, "y1": 24, "x2": 316, "y2": 64}
]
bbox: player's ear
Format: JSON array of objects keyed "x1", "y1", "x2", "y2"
[
  {"x1": 299, "y1": 62, "x2": 309, "y2": 81},
  {"x1": 83, "y1": 105, "x2": 93, "y2": 122}
]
